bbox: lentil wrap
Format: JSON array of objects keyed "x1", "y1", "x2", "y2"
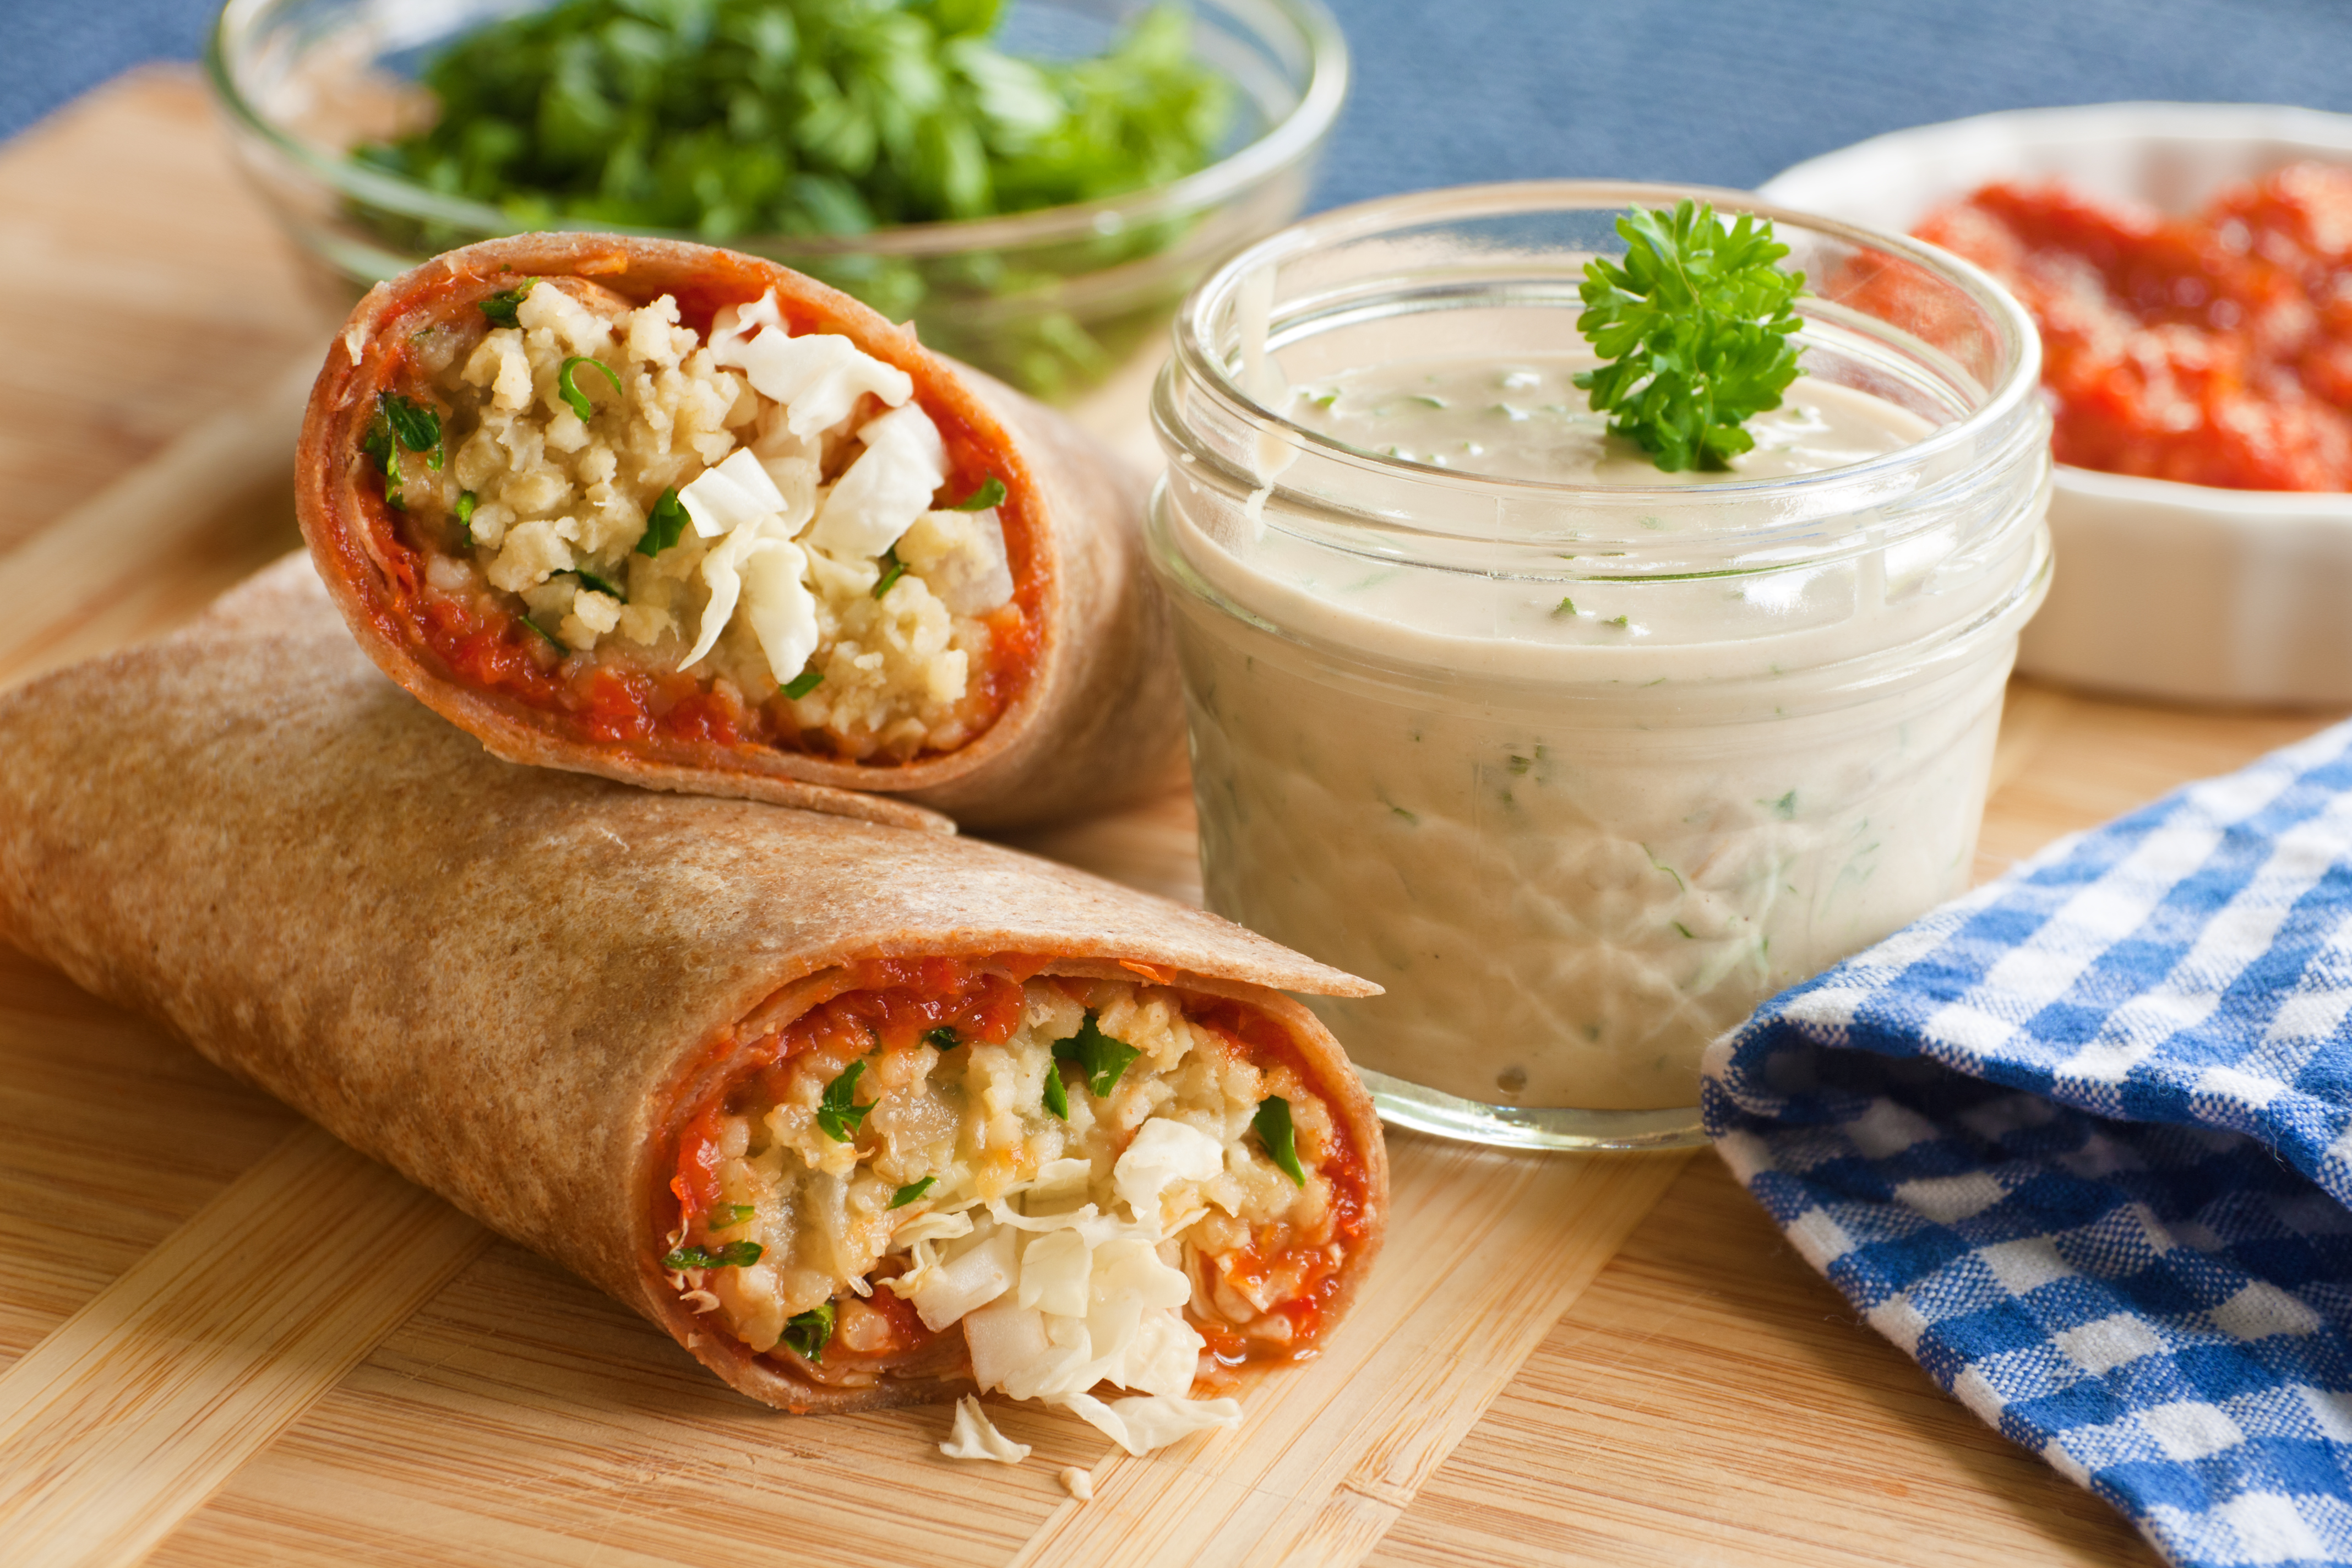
[
  {"x1": 0, "y1": 556, "x2": 1386, "y2": 1422},
  {"x1": 297, "y1": 232, "x2": 1180, "y2": 832}
]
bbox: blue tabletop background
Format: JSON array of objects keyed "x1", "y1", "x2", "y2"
[{"x1": 12, "y1": 0, "x2": 2352, "y2": 205}]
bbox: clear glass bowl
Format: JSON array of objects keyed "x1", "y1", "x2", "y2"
[{"x1": 205, "y1": 0, "x2": 1347, "y2": 404}]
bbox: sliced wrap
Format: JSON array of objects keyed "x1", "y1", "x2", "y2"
[
  {"x1": 0, "y1": 558, "x2": 1385, "y2": 1438},
  {"x1": 297, "y1": 233, "x2": 1180, "y2": 832}
]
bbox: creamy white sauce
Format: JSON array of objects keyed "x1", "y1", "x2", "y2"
[
  {"x1": 1284, "y1": 357, "x2": 1917, "y2": 486},
  {"x1": 1169, "y1": 355, "x2": 2030, "y2": 1112}
]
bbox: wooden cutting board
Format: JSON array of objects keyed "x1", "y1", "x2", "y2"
[{"x1": 1, "y1": 68, "x2": 2333, "y2": 1568}]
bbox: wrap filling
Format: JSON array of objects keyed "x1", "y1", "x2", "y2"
[
  {"x1": 662, "y1": 959, "x2": 1369, "y2": 1453},
  {"x1": 360, "y1": 277, "x2": 1038, "y2": 764}
]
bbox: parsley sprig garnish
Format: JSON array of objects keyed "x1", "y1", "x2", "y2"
[{"x1": 1572, "y1": 200, "x2": 1806, "y2": 473}]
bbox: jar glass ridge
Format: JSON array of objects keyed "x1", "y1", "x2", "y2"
[{"x1": 1148, "y1": 182, "x2": 2052, "y2": 1151}]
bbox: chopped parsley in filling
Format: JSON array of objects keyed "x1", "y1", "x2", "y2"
[
  {"x1": 378, "y1": 278, "x2": 1020, "y2": 762},
  {"x1": 663, "y1": 973, "x2": 1360, "y2": 1454}
]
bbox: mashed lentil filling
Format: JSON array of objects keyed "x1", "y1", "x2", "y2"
[
  {"x1": 355, "y1": 273, "x2": 1044, "y2": 766},
  {"x1": 659, "y1": 958, "x2": 1371, "y2": 1449}
]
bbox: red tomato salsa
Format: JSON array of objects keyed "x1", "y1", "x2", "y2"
[{"x1": 1915, "y1": 162, "x2": 2352, "y2": 491}]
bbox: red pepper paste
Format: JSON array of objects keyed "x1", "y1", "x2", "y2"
[{"x1": 1914, "y1": 162, "x2": 2352, "y2": 491}]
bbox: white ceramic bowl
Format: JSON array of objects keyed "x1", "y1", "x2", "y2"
[{"x1": 1761, "y1": 104, "x2": 2352, "y2": 706}]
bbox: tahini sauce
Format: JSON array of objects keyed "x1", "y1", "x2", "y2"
[{"x1": 1173, "y1": 356, "x2": 2010, "y2": 1112}]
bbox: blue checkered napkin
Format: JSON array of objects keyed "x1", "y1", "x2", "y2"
[{"x1": 1702, "y1": 717, "x2": 2352, "y2": 1568}]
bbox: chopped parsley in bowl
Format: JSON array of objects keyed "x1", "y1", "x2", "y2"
[{"x1": 207, "y1": 0, "x2": 1348, "y2": 402}]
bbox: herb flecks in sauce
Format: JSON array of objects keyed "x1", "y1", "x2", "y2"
[{"x1": 1284, "y1": 361, "x2": 1907, "y2": 488}]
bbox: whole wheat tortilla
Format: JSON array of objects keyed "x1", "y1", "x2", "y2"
[
  {"x1": 297, "y1": 233, "x2": 1181, "y2": 834},
  {"x1": 0, "y1": 554, "x2": 1385, "y2": 1415}
]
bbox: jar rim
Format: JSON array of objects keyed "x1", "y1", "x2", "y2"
[{"x1": 1166, "y1": 178, "x2": 2044, "y2": 504}]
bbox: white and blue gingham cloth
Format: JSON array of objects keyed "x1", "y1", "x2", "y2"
[{"x1": 1703, "y1": 717, "x2": 2352, "y2": 1568}]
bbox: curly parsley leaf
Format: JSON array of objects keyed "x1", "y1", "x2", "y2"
[
  {"x1": 815, "y1": 1059, "x2": 875, "y2": 1142},
  {"x1": 664, "y1": 1239, "x2": 764, "y2": 1270},
  {"x1": 1572, "y1": 200, "x2": 1806, "y2": 473},
  {"x1": 1252, "y1": 1096, "x2": 1306, "y2": 1187},
  {"x1": 478, "y1": 279, "x2": 537, "y2": 327},
  {"x1": 558, "y1": 355, "x2": 624, "y2": 421},
  {"x1": 889, "y1": 1176, "x2": 937, "y2": 1209},
  {"x1": 1051, "y1": 1011, "x2": 1141, "y2": 1098},
  {"x1": 638, "y1": 486, "x2": 690, "y2": 558},
  {"x1": 782, "y1": 1300, "x2": 837, "y2": 1362},
  {"x1": 948, "y1": 476, "x2": 1006, "y2": 511}
]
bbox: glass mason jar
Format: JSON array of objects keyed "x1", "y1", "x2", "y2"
[{"x1": 1147, "y1": 181, "x2": 2051, "y2": 1151}]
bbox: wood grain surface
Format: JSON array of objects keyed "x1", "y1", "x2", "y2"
[
  {"x1": 0, "y1": 1125, "x2": 486, "y2": 1568},
  {"x1": 3, "y1": 66, "x2": 2342, "y2": 1568}
]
